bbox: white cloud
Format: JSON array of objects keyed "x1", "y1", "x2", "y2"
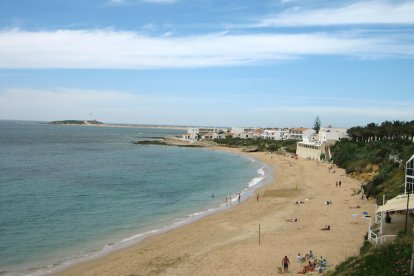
[
  {"x1": 0, "y1": 29, "x2": 412, "y2": 69},
  {"x1": 260, "y1": 1, "x2": 414, "y2": 27}
]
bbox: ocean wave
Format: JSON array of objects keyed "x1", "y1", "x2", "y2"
[{"x1": 247, "y1": 167, "x2": 266, "y2": 188}]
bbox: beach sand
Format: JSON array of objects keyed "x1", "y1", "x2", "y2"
[{"x1": 56, "y1": 149, "x2": 374, "y2": 275}]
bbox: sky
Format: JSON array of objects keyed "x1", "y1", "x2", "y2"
[{"x1": 0, "y1": 0, "x2": 413, "y2": 128}]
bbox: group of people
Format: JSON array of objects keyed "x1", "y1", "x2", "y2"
[
  {"x1": 297, "y1": 251, "x2": 328, "y2": 274},
  {"x1": 225, "y1": 193, "x2": 242, "y2": 205},
  {"x1": 280, "y1": 251, "x2": 328, "y2": 273},
  {"x1": 335, "y1": 180, "x2": 342, "y2": 187}
]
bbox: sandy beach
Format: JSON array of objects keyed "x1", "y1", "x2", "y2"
[{"x1": 56, "y1": 148, "x2": 374, "y2": 275}]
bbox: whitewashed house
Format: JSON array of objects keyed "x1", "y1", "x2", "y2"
[
  {"x1": 319, "y1": 127, "x2": 348, "y2": 143},
  {"x1": 213, "y1": 132, "x2": 226, "y2": 139},
  {"x1": 231, "y1": 127, "x2": 254, "y2": 139},
  {"x1": 302, "y1": 128, "x2": 317, "y2": 142},
  {"x1": 261, "y1": 129, "x2": 288, "y2": 140},
  {"x1": 288, "y1": 128, "x2": 307, "y2": 140}
]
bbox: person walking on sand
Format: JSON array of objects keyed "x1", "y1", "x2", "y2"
[
  {"x1": 238, "y1": 193, "x2": 241, "y2": 203},
  {"x1": 282, "y1": 255, "x2": 290, "y2": 272},
  {"x1": 339, "y1": 181, "x2": 342, "y2": 187},
  {"x1": 256, "y1": 193, "x2": 260, "y2": 202}
]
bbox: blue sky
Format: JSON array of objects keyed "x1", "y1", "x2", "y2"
[{"x1": 0, "y1": 0, "x2": 413, "y2": 127}]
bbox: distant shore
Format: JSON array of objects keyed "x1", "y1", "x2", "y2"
[
  {"x1": 48, "y1": 121, "x2": 189, "y2": 131},
  {"x1": 56, "y1": 147, "x2": 374, "y2": 275}
]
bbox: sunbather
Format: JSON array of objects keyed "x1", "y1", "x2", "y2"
[
  {"x1": 286, "y1": 218, "x2": 298, "y2": 222},
  {"x1": 321, "y1": 225, "x2": 331, "y2": 231},
  {"x1": 296, "y1": 253, "x2": 304, "y2": 263}
]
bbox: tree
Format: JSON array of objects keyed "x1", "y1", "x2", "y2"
[{"x1": 313, "y1": 116, "x2": 321, "y2": 134}]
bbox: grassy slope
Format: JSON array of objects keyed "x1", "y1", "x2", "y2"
[{"x1": 329, "y1": 236, "x2": 412, "y2": 276}]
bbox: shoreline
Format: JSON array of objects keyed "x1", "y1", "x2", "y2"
[
  {"x1": 55, "y1": 147, "x2": 375, "y2": 275},
  {"x1": 20, "y1": 147, "x2": 268, "y2": 276}
]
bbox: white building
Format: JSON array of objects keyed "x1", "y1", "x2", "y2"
[
  {"x1": 213, "y1": 132, "x2": 226, "y2": 139},
  {"x1": 231, "y1": 127, "x2": 255, "y2": 135},
  {"x1": 319, "y1": 127, "x2": 348, "y2": 143},
  {"x1": 302, "y1": 128, "x2": 317, "y2": 142},
  {"x1": 252, "y1": 128, "x2": 264, "y2": 139},
  {"x1": 234, "y1": 132, "x2": 253, "y2": 139},
  {"x1": 288, "y1": 128, "x2": 307, "y2": 140},
  {"x1": 231, "y1": 127, "x2": 259, "y2": 140},
  {"x1": 181, "y1": 127, "x2": 229, "y2": 141},
  {"x1": 296, "y1": 141, "x2": 329, "y2": 160},
  {"x1": 261, "y1": 129, "x2": 288, "y2": 140},
  {"x1": 295, "y1": 126, "x2": 348, "y2": 160}
]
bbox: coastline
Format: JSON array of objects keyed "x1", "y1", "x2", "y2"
[
  {"x1": 55, "y1": 147, "x2": 374, "y2": 276},
  {"x1": 34, "y1": 147, "x2": 268, "y2": 275}
]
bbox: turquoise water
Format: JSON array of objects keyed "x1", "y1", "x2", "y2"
[{"x1": 0, "y1": 121, "x2": 267, "y2": 275}]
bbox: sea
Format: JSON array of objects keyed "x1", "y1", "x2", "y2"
[{"x1": 0, "y1": 120, "x2": 269, "y2": 275}]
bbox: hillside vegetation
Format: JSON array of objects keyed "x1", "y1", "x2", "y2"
[
  {"x1": 330, "y1": 121, "x2": 414, "y2": 275},
  {"x1": 331, "y1": 121, "x2": 414, "y2": 204},
  {"x1": 329, "y1": 235, "x2": 412, "y2": 275}
]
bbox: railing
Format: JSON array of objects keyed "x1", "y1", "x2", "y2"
[
  {"x1": 373, "y1": 235, "x2": 397, "y2": 246},
  {"x1": 375, "y1": 212, "x2": 381, "y2": 224},
  {"x1": 368, "y1": 230, "x2": 396, "y2": 246}
]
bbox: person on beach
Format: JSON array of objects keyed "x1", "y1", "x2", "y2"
[
  {"x1": 286, "y1": 218, "x2": 298, "y2": 222},
  {"x1": 339, "y1": 181, "x2": 342, "y2": 187},
  {"x1": 336, "y1": 181, "x2": 338, "y2": 187},
  {"x1": 238, "y1": 193, "x2": 241, "y2": 203},
  {"x1": 256, "y1": 193, "x2": 260, "y2": 202},
  {"x1": 321, "y1": 225, "x2": 331, "y2": 231},
  {"x1": 296, "y1": 253, "x2": 304, "y2": 263},
  {"x1": 281, "y1": 256, "x2": 290, "y2": 272}
]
